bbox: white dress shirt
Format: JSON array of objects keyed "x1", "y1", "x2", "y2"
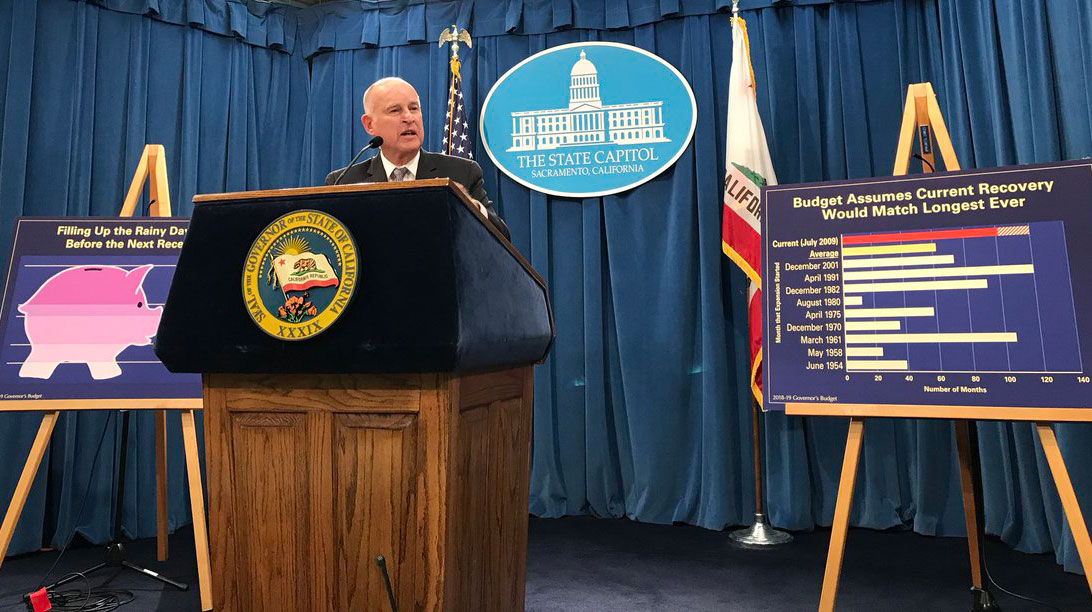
[{"x1": 378, "y1": 150, "x2": 421, "y2": 181}]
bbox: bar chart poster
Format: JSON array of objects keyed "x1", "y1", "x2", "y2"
[{"x1": 761, "y1": 160, "x2": 1092, "y2": 410}]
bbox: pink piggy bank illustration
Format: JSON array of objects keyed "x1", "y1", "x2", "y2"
[{"x1": 17, "y1": 264, "x2": 162, "y2": 380}]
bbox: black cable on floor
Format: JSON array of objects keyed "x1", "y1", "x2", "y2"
[
  {"x1": 982, "y1": 540, "x2": 1063, "y2": 612},
  {"x1": 45, "y1": 572, "x2": 90, "y2": 611},
  {"x1": 33, "y1": 412, "x2": 116, "y2": 592},
  {"x1": 46, "y1": 584, "x2": 133, "y2": 612},
  {"x1": 0, "y1": 577, "x2": 136, "y2": 612},
  {"x1": 0, "y1": 412, "x2": 116, "y2": 612},
  {"x1": 0, "y1": 572, "x2": 90, "y2": 611}
]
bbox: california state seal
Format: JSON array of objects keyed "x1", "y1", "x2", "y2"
[{"x1": 241, "y1": 210, "x2": 358, "y2": 340}]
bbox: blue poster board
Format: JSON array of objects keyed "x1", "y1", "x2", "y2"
[
  {"x1": 0, "y1": 217, "x2": 201, "y2": 402},
  {"x1": 762, "y1": 160, "x2": 1092, "y2": 410}
]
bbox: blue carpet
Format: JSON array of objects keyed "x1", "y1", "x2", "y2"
[{"x1": 0, "y1": 517, "x2": 1087, "y2": 611}]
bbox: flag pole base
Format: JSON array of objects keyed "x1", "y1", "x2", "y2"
[
  {"x1": 969, "y1": 587, "x2": 1000, "y2": 612},
  {"x1": 729, "y1": 513, "x2": 793, "y2": 548}
]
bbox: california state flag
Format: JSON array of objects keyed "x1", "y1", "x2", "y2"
[
  {"x1": 722, "y1": 16, "x2": 776, "y2": 407},
  {"x1": 272, "y1": 252, "x2": 340, "y2": 293}
]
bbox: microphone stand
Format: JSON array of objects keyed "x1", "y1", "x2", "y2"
[
  {"x1": 375, "y1": 555, "x2": 397, "y2": 611},
  {"x1": 332, "y1": 136, "x2": 383, "y2": 185},
  {"x1": 45, "y1": 411, "x2": 188, "y2": 592}
]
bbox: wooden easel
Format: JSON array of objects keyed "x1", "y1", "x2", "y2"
[
  {"x1": 0, "y1": 145, "x2": 212, "y2": 611},
  {"x1": 788, "y1": 83, "x2": 1092, "y2": 611}
]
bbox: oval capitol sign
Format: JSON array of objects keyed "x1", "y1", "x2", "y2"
[{"x1": 480, "y1": 42, "x2": 697, "y2": 198}]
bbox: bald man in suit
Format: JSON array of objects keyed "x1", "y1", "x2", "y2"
[{"x1": 326, "y1": 77, "x2": 510, "y2": 240}]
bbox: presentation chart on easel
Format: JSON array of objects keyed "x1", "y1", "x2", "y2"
[
  {"x1": 763, "y1": 159, "x2": 1092, "y2": 409},
  {"x1": 0, "y1": 217, "x2": 200, "y2": 401}
]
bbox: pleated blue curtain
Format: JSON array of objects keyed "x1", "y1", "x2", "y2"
[
  {"x1": 708, "y1": 1, "x2": 1092, "y2": 573},
  {"x1": 726, "y1": 0, "x2": 1092, "y2": 573},
  {"x1": 755, "y1": 0, "x2": 1092, "y2": 574},
  {"x1": 746, "y1": 0, "x2": 968, "y2": 537},
  {"x1": 0, "y1": 0, "x2": 307, "y2": 557},
  {"x1": 307, "y1": 13, "x2": 758, "y2": 529},
  {"x1": 934, "y1": 0, "x2": 1092, "y2": 572},
  {"x1": 304, "y1": 0, "x2": 941, "y2": 533},
  {"x1": 304, "y1": 0, "x2": 1092, "y2": 572}
]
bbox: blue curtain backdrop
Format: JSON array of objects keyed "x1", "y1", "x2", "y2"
[
  {"x1": 0, "y1": 0, "x2": 307, "y2": 559},
  {"x1": 2, "y1": 0, "x2": 1092, "y2": 576}
]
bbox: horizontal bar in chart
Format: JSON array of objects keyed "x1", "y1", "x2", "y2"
[
  {"x1": 845, "y1": 321, "x2": 901, "y2": 331},
  {"x1": 842, "y1": 255, "x2": 955, "y2": 269},
  {"x1": 841, "y1": 225, "x2": 1028, "y2": 245},
  {"x1": 846, "y1": 360, "x2": 908, "y2": 370},
  {"x1": 843, "y1": 264, "x2": 1034, "y2": 282},
  {"x1": 844, "y1": 307, "x2": 935, "y2": 318},
  {"x1": 846, "y1": 347, "x2": 884, "y2": 357},
  {"x1": 841, "y1": 243, "x2": 937, "y2": 256},
  {"x1": 845, "y1": 332, "x2": 1018, "y2": 344},
  {"x1": 843, "y1": 279, "x2": 989, "y2": 293}
]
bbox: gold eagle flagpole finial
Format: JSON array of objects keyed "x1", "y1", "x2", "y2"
[
  {"x1": 439, "y1": 25, "x2": 473, "y2": 157},
  {"x1": 438, "y1": 25, "x2": 472, "y2": 68}
]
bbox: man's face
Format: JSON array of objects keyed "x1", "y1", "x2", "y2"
[{"x1": 361, "y1": 81, "x2": 423, "y2": 163}]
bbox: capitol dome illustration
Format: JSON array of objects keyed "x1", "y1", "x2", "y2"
[
  {"x1": 570, "y1": 50, "x2": 597, "y2": 76},
  {"x1": 569, "y1": 51, "x2": 602, "y2": 109},
  {"x1": 508, "y1": 49, "x2": 669, "y2": 152}
]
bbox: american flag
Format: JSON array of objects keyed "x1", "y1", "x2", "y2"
[{"x1": 443, "y1": 55, "x2": 473, "y2": 159}]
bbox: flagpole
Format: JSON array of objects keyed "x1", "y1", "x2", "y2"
[
  {"x1": 439, "y1": 25, "x2": 473, "y2": 159},
  {"x1": 730, "y1": 405, "x2": 791, "y2": 548},
  {"x1": 268, "y1": 253, "x2": 288, "y2": 301},
  {"x1": 752, "y1": 397, "x2": 762, "y2": 517},
  {"x1": 445, "y1": 25, "x2": 458, "y2": 156},
  {"x1": 723, "y1": 0, "x2": 792, "y2": 549}
]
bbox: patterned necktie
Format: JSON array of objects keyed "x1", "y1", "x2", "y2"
[{"x1": 390, "y1": 166, "x2": 410, "y2": 182}]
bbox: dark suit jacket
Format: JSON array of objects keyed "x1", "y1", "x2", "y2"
[{"x1": 326, "y1": 150, "x2": 511, "y2": 240}]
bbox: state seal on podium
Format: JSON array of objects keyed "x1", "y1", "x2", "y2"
[{"x1": 241, "y1": 209, "x2": 358, "y2": 340}]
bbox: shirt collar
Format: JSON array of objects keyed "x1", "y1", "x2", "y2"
[{"x1": 378, "y1": 149, "x2": 421, "y2": 180}]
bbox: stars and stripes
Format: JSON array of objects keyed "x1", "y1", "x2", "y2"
[{"x1": 442, "y1": 47, "x2": 473, "y2": 159}]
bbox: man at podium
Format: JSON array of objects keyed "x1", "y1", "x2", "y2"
[{"x1": 326, "y1": 76, "x2": 511, "y2": 240}]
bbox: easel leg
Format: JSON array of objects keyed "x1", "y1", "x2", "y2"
[
  {"x1": 1036, "y1": 423, "x2": 1092, "y2": 597},
  {"x1": 954, "y1": 421, "x2": 985, "y2": 588},
  {"x1": 0, "y1": 412, "x2": 60, "y2": 570},
  {"x1": 119, "y1": 149, "x2": 151, "y2": 217},
  {"x1": 156, "y1": 410, "x2": 169, "y2": 561},
  {"x1": 119, "y1": 145, "x2": 173, "y2": 562},
  {"x1": 181, "y1": 409, "x2": 212, "y2": 611},
  {"x1": 819, "y1": 417, "x2": 865, "y2": 612},
  {"x1": 955, "y1": 420, "x2": 999, "y2": 611}
]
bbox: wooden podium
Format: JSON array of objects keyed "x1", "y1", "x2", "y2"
[{"x1": 155, "y1": 180, "x2": 554, "y2": 611}]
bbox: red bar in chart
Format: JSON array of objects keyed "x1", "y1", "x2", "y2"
[{"x1": 842, "y1": 226, "x2": 1005, "y2": 245}]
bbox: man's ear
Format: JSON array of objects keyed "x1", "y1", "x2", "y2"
[{"x1": 361, "y1": 114, "x2": 371, "y2": 134}]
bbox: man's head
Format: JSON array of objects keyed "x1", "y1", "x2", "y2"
[{"x1": 361, "y1": 77, "x2": 423, "y2": 165}]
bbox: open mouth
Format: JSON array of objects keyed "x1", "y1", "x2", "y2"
[{"x1": 400, "y1": 129, "x2": 418, "y2": 138}]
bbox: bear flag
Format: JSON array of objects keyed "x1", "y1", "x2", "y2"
[{"x1": 721, "y1": 16, "x2": 777, "y2": 407}]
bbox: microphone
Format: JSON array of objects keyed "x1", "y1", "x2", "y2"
[{"x1": 331, "y1": 136, "x2": 383, "y2": 185}]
